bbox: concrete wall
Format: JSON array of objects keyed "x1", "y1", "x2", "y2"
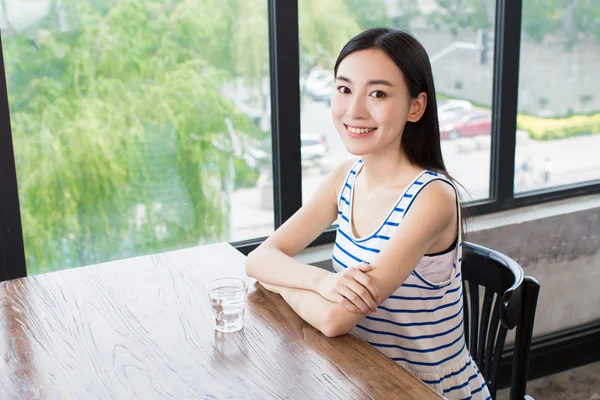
[
  {"x1": 411, "y1": 27, "x2": 600, "y2": 116},
  {"x1": 468, "y1": 198, "x2": 600, "y2": 337}
]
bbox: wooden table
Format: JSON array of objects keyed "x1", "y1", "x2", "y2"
[{"x1": 0, "y1": 243, "x2": 443, "y2": 399}]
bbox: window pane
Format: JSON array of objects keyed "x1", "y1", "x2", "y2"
[
  {"x1": 515, "y1": 1, "x2": 600, "y2": 193},
  {"x1": 2, "y1": 0, "x2": 272, "y2": 274},
  {"x1": 299, "y1": 0, "x2": 496, "y2": 205}
]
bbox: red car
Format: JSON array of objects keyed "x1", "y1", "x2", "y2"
[{"x1": 439, "y1": 111, "x2": 492, "y2": 140}]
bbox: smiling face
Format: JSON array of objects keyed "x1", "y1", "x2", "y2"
[{"x1": 330, "y1": 48, "x2": 426, "y2": 157}]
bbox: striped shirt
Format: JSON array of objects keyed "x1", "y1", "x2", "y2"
[{"x1": 332, "y1": 159, "x2": 491, "y2": 400}]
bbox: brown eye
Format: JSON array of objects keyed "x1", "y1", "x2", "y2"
[
  {"x1": 337, "y1": 86, "x2": 350, "y2": 94},
  {"x1": 370, "y1": 90, "x2": 386, "y2": 98}
]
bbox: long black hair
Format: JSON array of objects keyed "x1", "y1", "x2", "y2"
[
  {"x1": 334, "y1": 28, "x2": 470, "y2": 233},
  {"x1": 334, "y1": 27, "x2": 446, "y2": 174}
]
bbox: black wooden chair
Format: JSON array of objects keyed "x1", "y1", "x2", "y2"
[{"x1": 462, "y1": 242, "x2": 540, "y2": 400}]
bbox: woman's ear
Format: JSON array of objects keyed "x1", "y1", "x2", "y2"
[{"x1": 407, "y1": 92, "x2": 427, "y2": 123}]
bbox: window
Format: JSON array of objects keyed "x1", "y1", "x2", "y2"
[
  {"x1": 1, "y1": 0, "x2": 599, "y2": 279},
  {"x1": 1, "y1": 0, "x2": 272, "y2": 274},
  {"x1": 515, "y1": 1, "x2": 600, "y2": 193},
  {"x1": 299, "y1": 0, "x2": 497, "y2": 204}
]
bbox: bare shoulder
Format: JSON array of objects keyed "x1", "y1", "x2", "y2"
[
  {"x1": 409, "y1": 178, "x2": 457, "y2": 223},
  {"x1": 329, "y1": 157, "x2": 360, "y2": 200},
  {"x1": 332, "y1": 157, "x2": 359, "y2": 179},
  {"x1": 301, "y1": 157, "x2": 359, "y2": 209}
]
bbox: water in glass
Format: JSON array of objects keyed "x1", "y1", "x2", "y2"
[{"x1": 208, "y1": 278, "x2": 247, "y2": 333}]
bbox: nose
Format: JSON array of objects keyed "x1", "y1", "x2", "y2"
[{"x1": 346, "y1": 94, "x2": 368, "y2": 120}]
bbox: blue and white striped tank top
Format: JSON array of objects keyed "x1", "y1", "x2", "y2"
[{"x1": 332, "y1": 159, "x2": 491, "y2": 400}]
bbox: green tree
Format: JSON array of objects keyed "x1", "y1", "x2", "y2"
[
  {"x1": 428, "y1": 0, "x2": 493, "y2": 37},
  {"x1": 4, "y1": 0, "x2": 257, "y2": 272},
  {"x1": 521, "y1": 0, "x2": 563, "y2": 42},
  {"x1": 521, "y1": 0, "x2": 600, "y2": 48},
  {"x1": 343, "y1": 0, "x2": 391, "y2": 30},
  {"x1": 428, "y1": 0, "x2": 600, "y2": 47},
  {"x1": 572, "y1": 1, "x2": 600, "y2": 43},
  {"x1": 231, "y1": 0, "x2": 270, "y2": 123},
  {"x1": 392, "y1": 0, "x2": 421, "y2": 31},
  {"x1": 298, "y1": 0, "x2": 361, "y2": 81}
]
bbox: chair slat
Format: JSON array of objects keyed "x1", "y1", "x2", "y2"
[
  {"x1": 477, "y1": 286, "x2": 495, "y2": 368},
  {"x1": 489, "y1": 326, "x2": 508, "y2": 399},
  {"x1": 463, "y1": 282, "x2": 470, "y2": 347},
  {"x1": 483, "y1": 293, "x2": 502, "y2": 381},
  {"x1": 469, "y1": 281, "x2": 480, "y2": 361}
]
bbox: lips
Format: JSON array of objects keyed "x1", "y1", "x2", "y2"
[{"x1": 344, "y1": 124, "x2": 377, "y2": 138}]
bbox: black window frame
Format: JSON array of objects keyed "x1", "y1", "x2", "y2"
[{"x1": 1, "y1": 0, "x2": 599, "y2": 279}]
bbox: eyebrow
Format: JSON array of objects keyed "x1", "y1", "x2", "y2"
[{"x1": 336, "y1": 76, "x2": 395, "y2": 87}]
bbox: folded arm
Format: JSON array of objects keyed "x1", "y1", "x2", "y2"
[{"x1": 261, "y1": 180, "x2": 458, "y2": 337}]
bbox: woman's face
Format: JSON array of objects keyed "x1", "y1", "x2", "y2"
[{"x1": 330, "y1": 48, "x2": 425, "y2": 157}]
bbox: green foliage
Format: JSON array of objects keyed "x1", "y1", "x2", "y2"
[
  {"x1": 431, "y1": 0, "x2": 600, "y2": 46},
  {"x1": 521, "y1": 0, "x2": 563, "y2": 42},
  {"x1": 427, "y1": 0, "x2": 599, "y2": 47},
  {"x1": 343, "y1": 0, "x2": 391, "y2": 30},
  {"x1": 428, "y1": 0, "x2": 494, "y2": 36},
  {"x1": 580, "y1": 94, "x2": 594, "y2": 106},
  {"x1": 517, "y1": 113, "x2": 600, "y2": 140},
  {"x1": 5, "y1": 0, "x2": 253, "y2": 271},
  {"x1": 522, "y1": 0, "x2": 600, "y2": 46},
  {"x1": 299, "y1": 0, "x2": 361, "y2": 71},
  {"x1": 233, "y1": 158, "x2": 260, "y2": 190},
  {"x1": 232, "y1": 0, "x2": 268, "y2": 87},
  {"x1": 391, "y1": 0, "x2": 421, "y2": 30}
]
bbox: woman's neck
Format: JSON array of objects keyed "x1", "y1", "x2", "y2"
[{"x1": 359, "y1": 148, "x2": 418, "y2": 191}]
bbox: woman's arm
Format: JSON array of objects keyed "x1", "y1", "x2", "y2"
[
  {"x1": 279, "y1": 287, "x2": 347, "y2": 338},
  {"x1": 265, "y1": 180, "x2": 458, "y2": 337},
  {"x1": 260, "y1": 282, "x2": 341, "y2": 337},
  {"x1": 245, "y1": 160, "x2": 351, "y2": 291}
]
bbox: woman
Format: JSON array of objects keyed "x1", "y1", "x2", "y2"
[{"x1": 245, "y1": 28, "x2": 490, "y2": 399}]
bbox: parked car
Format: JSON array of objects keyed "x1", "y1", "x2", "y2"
[
  {"x1": 304, "y1": 67, "x2": 334, "y2": 104},
  {"x1": 438, "y1": 99, "x2": 474, "y2": 124},
  {"x1": 440, "y1": 111, "x2": 492, "y2": 140},
  {"x1": 310, "y1": 78, "x2": 334, "y2": 104},
  {"x1": 301, "y1": 132, "x2": 328, "y2": 161}
]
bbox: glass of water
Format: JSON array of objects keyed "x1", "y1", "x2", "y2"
[{"x1": 207, "y1": 278, "x2": 248, "y2": 333}]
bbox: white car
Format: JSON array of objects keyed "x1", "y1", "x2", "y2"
[
  {"x1": 301, "y1": 133, "x2": 328, "y2": 161},
  {"x1": 438, "y1": 99, "x2": 474, "y2": 123},
  {"x1": 305, "y1": 68, "x2": 334, "y2": 103}
]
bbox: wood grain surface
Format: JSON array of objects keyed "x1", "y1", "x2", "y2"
[{"x1": 0, "y1": 243, "x2": 443, "y2": 399}]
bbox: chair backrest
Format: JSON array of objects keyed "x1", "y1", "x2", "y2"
[{"x1": 462, "y1": 242, "x2": 540, "y2": 400}]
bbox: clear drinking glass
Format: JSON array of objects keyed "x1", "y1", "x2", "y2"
[{"x1": 207, "y1": 278, "x2": 248, "y2": 333}]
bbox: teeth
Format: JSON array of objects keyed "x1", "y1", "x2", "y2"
[{"x1": 347, "y1": 126, "x2": 376, "y2": 134}]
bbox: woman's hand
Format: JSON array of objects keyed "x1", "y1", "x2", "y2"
[{"x1": 316, "y1": 263, "x2": 381, "y2": 314}]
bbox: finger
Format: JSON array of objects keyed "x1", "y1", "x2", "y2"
[
  {"x1": 353, "y1": 272, "x2": 382, "y2": 304},
  {"x1": 335, "y1": 295, "x2": 361, "y2": 313},
  {"x1": 333, "y1": 294, "x2": 360, "y2": 313},
  {"x1": 347, "y1": 280, "x2": 378, "y2": 313},
  {"x1": 339, "y1": 286, "x2": 371, "y2": 315},
  {"x1": 358, "y1": 262, "x2": 374, "y2": 272}
]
